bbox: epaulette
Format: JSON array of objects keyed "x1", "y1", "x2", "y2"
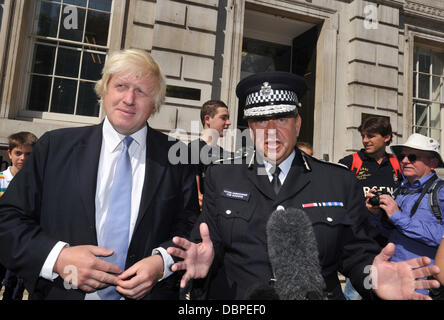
[
  {"x1": 213, "y1": 148, "x2": 255, "y2": 166},
  {"x1": 301, "y1": 152, "x2": 349, "y2": 171}
]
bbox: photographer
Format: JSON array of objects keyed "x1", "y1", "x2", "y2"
[{"x1": 366, "y1": 133, "x2": 444, "y2": 296}]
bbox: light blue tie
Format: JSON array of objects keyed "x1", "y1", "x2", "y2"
[{"x1": 98, "y1": 136, "x2": 133, "y2": 300}]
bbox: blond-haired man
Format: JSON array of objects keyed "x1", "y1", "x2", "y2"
[{"x1": 0, "y1": 49, "x2": 199, "y2": 300}]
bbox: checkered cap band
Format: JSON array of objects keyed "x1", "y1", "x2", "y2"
[
  {"x1": 244, "y1": 104, "x2": 297, "y2": 118},
  {"x1": 245, "y1": 89, "x2": 298, "y2": 108}
]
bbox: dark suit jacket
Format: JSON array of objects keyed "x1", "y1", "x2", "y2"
[
  {"x1": 0, "y1": 123, "x2": 199, "y2": 299},
  {"x1": 191, "y1": 149, "x2": 381, "y2": 300}
]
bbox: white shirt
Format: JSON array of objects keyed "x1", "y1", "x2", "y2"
[
  {"x1": 40, "y1": 117, "x2": 173, "y2": 299},
  {"x1": 262, "y1": 150, "x2": 296, "y2": 185},
  {"x1": 0, "y1": 167, "x2": 14, "y2": 194}
]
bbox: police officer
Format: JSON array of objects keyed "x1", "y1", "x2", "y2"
[{"x1": 167, "y1": 72, "x2": 440, "y2": 300}]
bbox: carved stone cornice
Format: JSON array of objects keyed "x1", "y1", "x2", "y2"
[{"x1": 404, "y1": 0, "x2": 444, "y2": 22}]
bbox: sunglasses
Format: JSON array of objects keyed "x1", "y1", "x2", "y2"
[{"x1": 397, "y1": 153, "x2": 418, "y2": 162}]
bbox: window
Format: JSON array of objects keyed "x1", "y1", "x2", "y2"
[
  {"x1": 25, "y1": 0, "x2": 112, "y2": 120},
  {"x1": 412, "y1": 46, "x2": 444, "y2": 144}
]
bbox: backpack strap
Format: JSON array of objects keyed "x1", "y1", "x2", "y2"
[
  {"x1": 388, "y1": 154, "x2": 401, "y2": 176},
  {"x1": 351, "y1": 152, "x2": 363, "y2": 175},
  {"x1": 409, "y1": 174, "x2": 438, "y2": 218},
  {"x1": 428, "y1": 179, "x2": 444, "y2": 224}
]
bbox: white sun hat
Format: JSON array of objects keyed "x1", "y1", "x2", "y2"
[{"x1": 390, "y1": 133, "x2": 444, "y2": 167}]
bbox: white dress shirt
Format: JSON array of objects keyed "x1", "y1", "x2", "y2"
[
  {"x1": 262, "y1": 150, "x2": 296, "y2": 185},
  {"x1": 40, "y1": 117, "x2": 173, "y2": 299}
]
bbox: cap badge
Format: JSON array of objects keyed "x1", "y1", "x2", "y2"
[{"x1": 260, "y1": 82, "x2": 272, "y2": 96}]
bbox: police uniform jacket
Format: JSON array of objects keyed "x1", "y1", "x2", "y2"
[{"x1": 191, "y1": 148, "x2": 381, "y2": 300}]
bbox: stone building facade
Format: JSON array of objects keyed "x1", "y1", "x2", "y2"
[{"x1": 0, "y1": 0, "x2": 443, "y2": 168}]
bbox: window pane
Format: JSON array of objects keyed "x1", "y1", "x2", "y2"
[
  {"x1": 418, "y1": 74, "x2": 430, "y2": 99},
  {"x1": 55, "y1": 47, "x2": 81, "y2": 77},
  {"x1": 81, "y1": 51, "x2": 105, "y2": 80},
  {"x1": 241, "y1": 38, "x2": 291, "y2": 77},
  {"x1": 415, "y1": 103, "x2": 428, "y2": 127},
  {"x1": 430, "y1": 102, "x2": 441, "y2": 129},
  {"x1": 35, "y1": 1, "x2": 60, "y2": 38},
  {"x1": 59, "y1": 5, "x2": 85, "y2": 42},
  {"x1": 413, "y1": 52, "x2": 418, "y2": 72},
  {"x1": 432, "y1": 51, "x2": 444, "y2": 77},
  {"x1": 32, "y1": 44, "x2": 56, "y2": 75},
  {"x1": 85, "y1": 10, "x2": 110, "y2": 46},
  {"x1": 77, "y1": 81, "x2": 100, "y2": 116},
  {"x1": 414, "y1": 126, "x2": 428, "y2": 136},
  {"x1": 413, "y1": 72, "x2": 417, "y2": 98},
  {"x1": 63, "y1": 0, "x2": 87, "y2": 6},
  {"x1": 27, "y1": 75, "x2": 52, "y2": 112},
  {"x1": 51, "y1": 78, "x2": 77, "y2": 114},
  {"x1": 419, "y1": 54, "x2": 431, "y2": 74},
  {"x1": 89, "y1": 0, "x2": 112, "y2": 12},
  {"x1": 432, "y1": 76, "x2": 443, "y2": 102}
]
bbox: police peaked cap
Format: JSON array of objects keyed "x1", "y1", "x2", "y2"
[{"x1": 236, "y1": 71, "x2": 307, "y2": 120}]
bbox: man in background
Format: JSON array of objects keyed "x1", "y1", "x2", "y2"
[
  {"x1": 188, "y1": 100, "x2": 231, "y2": 208},
  {"x1": 338, "y1": 116, "x2": 401, "y2": 299}
]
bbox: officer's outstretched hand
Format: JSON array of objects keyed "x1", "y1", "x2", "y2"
[
  {"x1": 167, "y1": 223, "x2": 215, "y2": 288},
  {"x1": 371, "y1": 243, "x2": 441, "y2": 300}
]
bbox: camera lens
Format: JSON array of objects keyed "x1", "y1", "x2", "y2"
[{"x1": 369, "y1": 195, "x2": 380, "y2": 206}]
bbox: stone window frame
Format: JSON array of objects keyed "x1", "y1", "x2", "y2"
[
  {"x1": 405, "y1": 25, "x2": 444, "y2": 148},
  {"x1": 412, "y1": 45, "x2": 444, "y2": 143}
]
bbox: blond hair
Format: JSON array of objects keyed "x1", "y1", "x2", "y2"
[{"x1": 95, "y1": 49, "x2": 166, "y2": 113}]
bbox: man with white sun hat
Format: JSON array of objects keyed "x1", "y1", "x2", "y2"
[{"x1": 366, "y1": 133, "x2": 444, "y2": 297}]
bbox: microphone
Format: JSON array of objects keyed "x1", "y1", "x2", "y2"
[
  {"x1": 266, "y1": 207, "x2": 326, "y2": 300},
  {"x1": 244, "y1": 283, "x2": 280, "y2": 300}
]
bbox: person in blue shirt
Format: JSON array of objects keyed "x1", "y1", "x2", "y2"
[{"x1": 366, "y1": 133, "x2": 444, "y2": 296}]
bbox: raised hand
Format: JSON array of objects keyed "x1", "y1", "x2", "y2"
[
  {"x1": 167, "y1": 223, "x2": 214, "y2": 288},
  {"x1": 371, "y1": 243, "x2": 441, "y2": 300}
]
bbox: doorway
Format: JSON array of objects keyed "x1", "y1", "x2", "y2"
[{"x1": 237, "y1": 8, "x2": 319, "y2": 146}]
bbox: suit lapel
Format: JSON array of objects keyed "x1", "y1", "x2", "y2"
[
  {"x1": 74, "y1": 124, "x2": 103, "y2": 242},
  {"x1": 134, "y1": 126, "x2": 167, "y2": 231}
]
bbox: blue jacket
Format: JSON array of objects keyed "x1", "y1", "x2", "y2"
[{"x1": 372, "y1": 172, "x2": 444, "y2": 263}]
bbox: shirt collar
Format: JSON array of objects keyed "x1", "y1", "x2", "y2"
[
  {"x1": 263, "y1": 150, "x2": 296, "y2": 177},
  {"x1": 3, "y1": 167, "x2": 14, "y2": 182},
  {"x1": 103, "y1": 117, "x2": 147, "y2": 153},
  {"x1": 359, "y1": 149, "x2": 390, "y2": 164},
  {"x1": 401, "y1": 172, "x2": 436, "y2": 189}
]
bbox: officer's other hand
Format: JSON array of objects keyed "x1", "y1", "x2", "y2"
[
  {"x1": 371, "y1": 243, "x2": 440, "y2": 300},
  {"x1": 167, "y1": 223, "x2": 215, "y2": 288}
]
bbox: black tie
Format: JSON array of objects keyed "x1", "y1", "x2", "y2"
[{"x1": 271, "y1": 166, "x2": 282, "y2": 194}]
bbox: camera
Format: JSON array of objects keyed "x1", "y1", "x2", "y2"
[{"x1": 368, "y1": 190, "x2": 391, "y2": 206}]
